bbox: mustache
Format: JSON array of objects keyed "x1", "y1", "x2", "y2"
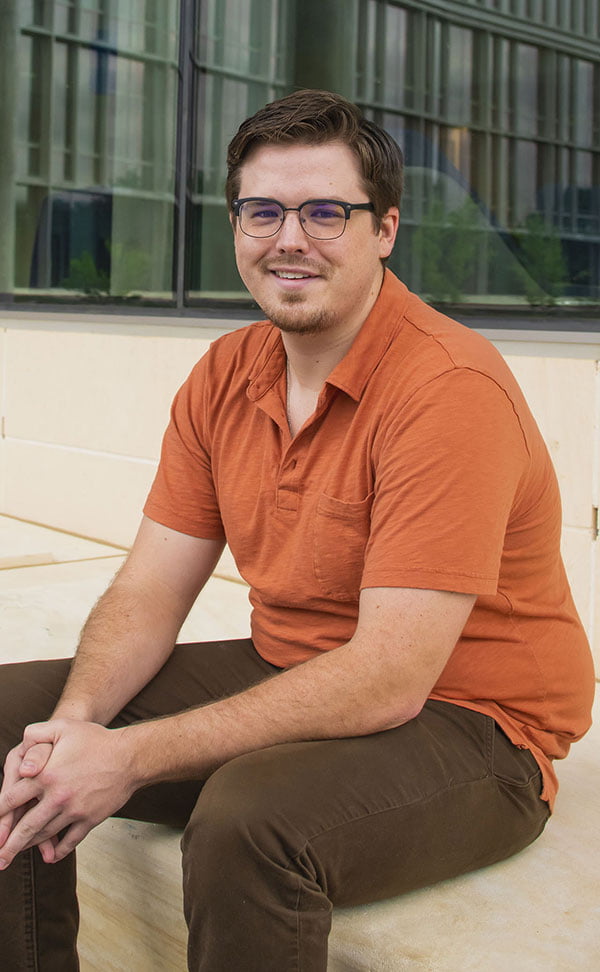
[{"x1": 259, "y1": 256, "x2": 330, "y2": 277}]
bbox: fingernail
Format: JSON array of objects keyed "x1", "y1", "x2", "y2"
[{"x1": 0, "y1": 859, "x2": 7, "y2": 870}]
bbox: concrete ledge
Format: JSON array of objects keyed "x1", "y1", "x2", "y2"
[{"x1": 77, "y1": 693, "x2": 599, "y2": 971}]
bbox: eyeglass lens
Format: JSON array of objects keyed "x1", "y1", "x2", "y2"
[{"x1": 239, "y1": 200, "x2": 347, "y2": 239}]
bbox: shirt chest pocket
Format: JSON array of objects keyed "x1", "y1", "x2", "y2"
[{"x1": 313, "y1": 492, "x2": 374, "y2": 601}]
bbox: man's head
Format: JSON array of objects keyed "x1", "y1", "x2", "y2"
[
  {"x1": 226, "y1": 89, "x2": 404, "y2": 225},
  {"x1": 226, "y1": 91, "x2": 401, "y2": 338}
]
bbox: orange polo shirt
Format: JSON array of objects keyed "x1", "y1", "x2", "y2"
[{"x1": 144, "y1": 270, "x2": 595, "y2": 808}]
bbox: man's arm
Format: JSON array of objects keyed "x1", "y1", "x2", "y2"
[
  {"x1": 0, "y1": 572, "x2": 474, "y2": 867},
  {"x1": 0, "y1": 516, "x2": 224, "y2": 862},
  {"x1": 124, "y1": 584, "x2": 475, "y2": 779},
  {"x1": 54, "y1": 515, "x2": 225, "y2": 724}
]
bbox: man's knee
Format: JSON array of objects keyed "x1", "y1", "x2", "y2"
[{"x1": 182, "y1": 746, "x2": 309, "y2": 872}]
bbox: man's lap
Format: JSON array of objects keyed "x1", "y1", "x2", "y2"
[{"x1": 0, "y1": 641, "x2": 549, "y2": 898}]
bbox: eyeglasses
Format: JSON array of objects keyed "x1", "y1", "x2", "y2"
[{"x1": 232, "y1": 197, "x2": 376, "y2": 240}]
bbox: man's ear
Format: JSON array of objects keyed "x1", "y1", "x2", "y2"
[{"x1": 378, "y1": 207, "x2": 400, "y2": 260}]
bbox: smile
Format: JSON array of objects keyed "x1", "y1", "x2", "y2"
[{"x1": 273, "y1": 271, "x2": 316, "y2": 280}]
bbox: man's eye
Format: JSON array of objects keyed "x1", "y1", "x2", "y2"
[
  {"x1": 306, "y1": 205, "x2": 344, "y2": 221},
  {"x1": 247, "y1": 205, "x2": 281, "y2": 220}
]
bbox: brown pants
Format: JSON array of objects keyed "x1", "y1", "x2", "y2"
[{"x1": 0, "y1": 639, "x2": 549, "y2": 971}]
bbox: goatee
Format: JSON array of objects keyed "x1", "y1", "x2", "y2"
[{"x1": 265, "y1": 300, "x2": 336, "y2": 335}]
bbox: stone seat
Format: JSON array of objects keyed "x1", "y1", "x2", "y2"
[{"x1": 77, "y1": 695, "x2": 599, "y2": 971}]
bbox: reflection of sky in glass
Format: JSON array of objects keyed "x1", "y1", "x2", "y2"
[
  {"x1": 17, "y1": 36, "x2": 34, "y2": 175},
  {"x1": 446, "y1": 26, "x2": 472, "y2": 125},
  {"x1": 574, "y1": 60, "x2": 594, "y2": 148},
  {"x1": 515, "y1": 44, "x2": 538, "y2": 136},
  {"x1": 513, "y1": 140, "x2": 537, "y2": 225},
  {"x1": 383, "y1": 6, "x2": 407, "y2": 105}
]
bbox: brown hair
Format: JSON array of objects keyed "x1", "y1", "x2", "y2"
[{"x1": 225, "y1": 89, "x2": 404, "y2": 221}]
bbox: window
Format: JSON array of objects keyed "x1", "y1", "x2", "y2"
[
  {"x1": 2, "y1": 0, "x2": 600, "y2": 314},
  {"x1": 10, "y1": 0, "x2": 179, "y2": 301}
]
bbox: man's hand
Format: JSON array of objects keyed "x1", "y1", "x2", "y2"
[{"x1": 0, "y1": 719, "x2": 137, "y2": 868}]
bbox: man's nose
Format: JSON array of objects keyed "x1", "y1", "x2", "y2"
[{"x1": 276, "y1": 210, "x2": 310, "y2": 250}]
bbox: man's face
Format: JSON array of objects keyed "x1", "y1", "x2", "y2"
[{"x1": 231, "y1": 142, "x2": 398, "y2": 338}]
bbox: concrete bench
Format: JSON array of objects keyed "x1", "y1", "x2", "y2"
[{"x1": 77, "y1": 697, "x2": 599, "y2": 971}]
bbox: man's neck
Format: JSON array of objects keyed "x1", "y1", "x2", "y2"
[{"x1": 282, "y1": 325, "x2": 359, "y2": 394}]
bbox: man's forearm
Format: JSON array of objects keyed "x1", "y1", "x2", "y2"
[
  {"x1": 119, "y1": 586, "x2": 475, "y2": 790},
  {"x1": 120, "y1": 634, "x2": 421, "y2": 788},
  {"x1": 53, "y1": 573, "x2": 185, "y2": 725}
]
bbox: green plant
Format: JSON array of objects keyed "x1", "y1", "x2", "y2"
[
  {"x1": 61, "y1": 251, "x2": 109, "y2": 295},
  {"x1": 413, "y1": 195, "x2": 481, "y2": 303},
  {"x1": 513, "y1": 213, "x2": 566, "y2": 306},
  {"x1": 107, "y1": 241, "x2": 153, "y2": 295},
  {"x1": 61, "y1": 241, "x2": 154, "y2": 297}
]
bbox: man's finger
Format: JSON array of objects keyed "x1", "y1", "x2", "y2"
[
  {"x1": 37, "y1": 835, "x2": 59, "y2": 864},
  {"x1": 1, "y1": 744, "x2": 28, "y2": 790},
  {"x1": 19, "y1": 742, "x2": 54, "y2": 778},
  {"x1": 22, "y1": 721, "x2": 60, "y2": 748},
  {"x1": 0, "y1": 776, "x2": 41, "y2": 818},
  {"x1": 0, "y1": 803, "x2": 65, "y2": 868},
  {"x1": 0, "y1": 812, "x2": 14, "y2": 849},
  {"x1": 49, "y1": 820, "x2": 92, "y2": 863}
]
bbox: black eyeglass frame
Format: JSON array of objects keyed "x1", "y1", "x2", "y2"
[{"x1": 231, "y1": 197, "x2": 376, "y2": 239}]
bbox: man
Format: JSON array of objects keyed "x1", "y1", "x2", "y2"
[{"x1": 0, "y1": 90, "x2": 595, "y2": 971}]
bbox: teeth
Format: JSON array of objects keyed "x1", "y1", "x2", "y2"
[{"x1": 275, "y1": 271, "x2": 310, "y2": 279}]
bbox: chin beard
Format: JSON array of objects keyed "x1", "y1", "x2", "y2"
[{"x1": 261, "y1": 295, "x2": 336, "y2": 335}]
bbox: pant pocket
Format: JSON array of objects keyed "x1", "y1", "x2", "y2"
[{"x1": 490, "y1": 719, "x2": 543, "y2": 789}]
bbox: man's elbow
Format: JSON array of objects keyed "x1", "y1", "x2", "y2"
[{"x1": 358, "y1": 694, "x2": 428, "y2": 736}]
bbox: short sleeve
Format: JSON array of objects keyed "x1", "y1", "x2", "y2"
[
  {"x1": 143, "y1": 356, "x2": 226, "y2": 540},
  {"x1": 361, "y1": 368, "x2": 530, "y2": 594}
]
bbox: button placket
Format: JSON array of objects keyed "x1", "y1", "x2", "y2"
[{"x1": 276, "y1": 442, "x2": 302, "y2": 511}]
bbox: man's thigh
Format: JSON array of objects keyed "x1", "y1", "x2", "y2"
[{"x1": 193, "y1": 700, "x2": 550, "y2": 905}]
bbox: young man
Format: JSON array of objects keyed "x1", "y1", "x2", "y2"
[{"x1": 0, "y1": 90, "x2": 595, "y2": 972}]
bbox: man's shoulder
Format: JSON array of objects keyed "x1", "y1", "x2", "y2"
[
  {"x1": 185, "y1": 319, "x2": 277, "y2": 388},
  {"x1": 397, "y1": 288, "x2": 512, "y2": 383},
  {"x1": 209, "y1": 318, "x2": 275, "y2": 359}
]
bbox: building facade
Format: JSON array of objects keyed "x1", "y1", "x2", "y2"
[{"x1": 1, "y1": 0, "x2": 599, "y2": 314}]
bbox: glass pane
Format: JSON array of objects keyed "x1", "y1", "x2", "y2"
[
  {"x1": 492, "y1": 38, "x2": 510, "y2": 131},
  {"x1": 574, "y1": 60, "x2": 594, "y2": 148},
  {"x1": 444, "y1": 26, "x2": 473, "y2": 124},
  {"x1": 11, "y1": 0, "x2": 180, "y2": 301},
  {"x1": 382, "y1": 6, "x2": 408, "y2": 106},
  {"x1": 513, "y1": 44, "x2": 538, "y2": 137},
  {"x1": 54, "y1": 0, "x2": 77, "y2": 35},
  {"x1": 512, "y1": 140, "x2": 538, "y2": 224},
  {"x1": 18, "y1": 0, "x2": 48, "y2": 29}
]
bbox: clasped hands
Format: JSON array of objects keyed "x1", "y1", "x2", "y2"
[{"x1": 0, "y1": 719, "x2": 136, "y2": 869}]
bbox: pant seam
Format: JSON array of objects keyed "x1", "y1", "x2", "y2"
[
  {"x1": 294, "y1": 878, "x2": 301, "y2": 972},
  {"x1": 23, "y1": 851, "x2": 39, "y2": 972}
]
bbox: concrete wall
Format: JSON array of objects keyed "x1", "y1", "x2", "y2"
[{"x1": 1, "y1": 311, "x2": 598, "y2": 668}]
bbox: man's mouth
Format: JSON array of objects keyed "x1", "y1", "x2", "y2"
[{"x1": 272, "y1": 270, "x2": 317, "y2": 280}]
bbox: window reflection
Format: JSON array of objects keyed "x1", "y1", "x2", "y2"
[
  {"x1": 4, "y1": 0, "x2": 600, "y2": 310},
  {"x1": 13, "y1": 0, "x2": 179, "y2": 300}
]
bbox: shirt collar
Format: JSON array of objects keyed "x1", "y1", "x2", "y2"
[
  {"x1": 247, "y1": 269, "x2": 409, "y2": 403},
  {"x1": 326, "y1": 270, "x2": 408, "y2": 401}
]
